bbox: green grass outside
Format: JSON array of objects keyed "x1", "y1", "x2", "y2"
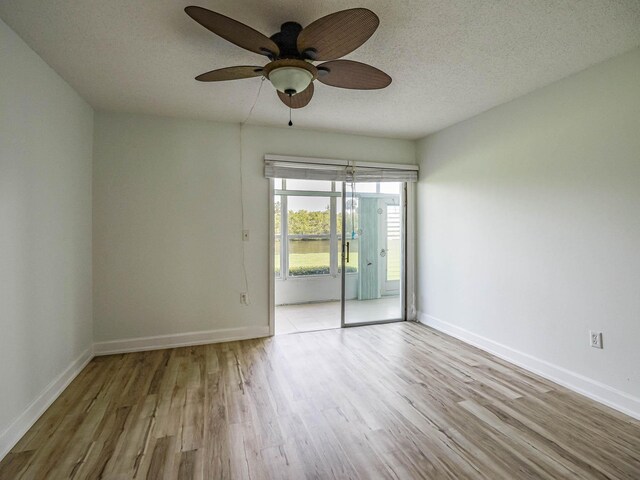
[
  {"x1": 276, "y1": 250, "x2": 400, "y2": 280},
  {"x1": 274, "y1": 252, "x2": 358, "y2": 273}
]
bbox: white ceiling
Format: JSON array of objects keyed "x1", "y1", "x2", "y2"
[{"x1": 1, "y1": 1, "x2": 639, "y2": 139}]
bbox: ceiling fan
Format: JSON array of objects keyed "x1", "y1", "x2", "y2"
[{"x1": 184, "y1": 6, "x2": 392, "y2": 114}]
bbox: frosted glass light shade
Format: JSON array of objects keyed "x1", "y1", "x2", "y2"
[{"x1": 268, "y1": 67, "x2": 313, "y2": 94}]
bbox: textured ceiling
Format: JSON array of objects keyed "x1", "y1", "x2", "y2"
[{"x1": 1, "y1": 1, "x2": 639, "y2": 139}]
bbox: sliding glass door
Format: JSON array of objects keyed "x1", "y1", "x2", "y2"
[
  {"x1": 270, "y1": 168, "x2": 412, "y2": 334},
  {"x1": 341, "y1": 181, "x2": 405, "y2": 326}
]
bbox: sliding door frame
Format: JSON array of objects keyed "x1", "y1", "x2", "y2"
[
  {"x1": 268, "y1": 176, "x2": 417, "y2": 336},
  {"x1": 268, "y1": 178, "x2": 276, "y2": 335}
]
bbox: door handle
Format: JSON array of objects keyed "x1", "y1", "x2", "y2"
[
  {"x1": 346, "y1": 241, "x2": 350, "y2": 263},
  {"x1": 380, "y1": 248, "x2": 386, "y2": 257}
]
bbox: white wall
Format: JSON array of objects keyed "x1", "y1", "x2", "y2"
[
  {"x1": 417, "y1": 48, "x2": 640, "y2": 416},
  {"x1": 275, "y1": 276, "x2": 358, "y2": 305},
  {"x1": 0, "y1": 18, "x2": 93, "y2": 454},
  {"x1": 93, "y1": 114, "x2": 415, "y2": 344}
]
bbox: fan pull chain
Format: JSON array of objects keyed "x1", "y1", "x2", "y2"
[{"x1": 288, "y1": 94, "x2": 293, "y2": 126}]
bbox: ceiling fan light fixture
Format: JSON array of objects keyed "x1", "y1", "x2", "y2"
[
  {"x1": 262, "y1": 59, "x2": 318, "y2": 95},
  {"x1": 268, "y1": 67, "x2": 313, "y2": 94}
]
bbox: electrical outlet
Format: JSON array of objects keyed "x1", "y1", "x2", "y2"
[
  {"x1": 589, "y1": 331, "x2": 603, "y2": 349},
  {"x1": 240, "y1": 292, "x2": 249, "y2": 305},
  {"x1": 242, "y1": 230, "x2": 250, "y2": 242}
]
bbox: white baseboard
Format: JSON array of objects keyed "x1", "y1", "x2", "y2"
[
  {"x1": 0, "y1": 326, "x2": 271, "y2": 462},
  {"x1": 0, "y1": 347, "x2": 94, "y2": 461},
  {"x1": 418, "y1": 312, "x2": 640, "y2": 421},
  {"x1": 93, "y1": 325, "x2": 271, "y2": 355}
]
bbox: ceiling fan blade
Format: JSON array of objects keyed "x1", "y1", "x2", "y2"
[
  {"x1": 185, "y1": 6, "x2": 279, "y2": 57},
  {"x1": 277, "y1": 82, "x2": 314, "y2": 109},
  {"x1": 297, "y1": 8, "x2": 379, "y2": 61},
  {"x1": 195, "y1": 66, "x2": 264, "y2": 82},
  {"x1": 316, "y1": 60, "x2": 391, "y2": 90}
]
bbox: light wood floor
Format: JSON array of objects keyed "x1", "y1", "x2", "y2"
[{"x1": 2, "y1": 323, "x2": 639, "y2": 479}]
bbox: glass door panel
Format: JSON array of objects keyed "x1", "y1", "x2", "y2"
[
  {"x1": 274, "y1": 180, "x2": 342, "y2": 335},
  {"x1": 342, "y1": 182, "x2": 404, "y2": 326}
]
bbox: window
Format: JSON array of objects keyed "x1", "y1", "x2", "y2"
[
  {"x1": 339, "y1": 195, "x2": 358, "y2": 273},
  {"x1": 380, "y1": 182, "x2": 400, "y2": 194},
  {"x1": 386, "y1": 205, "x2": 401, "y2": 281},
  {"x1": 285, "y1": 179, "x2": 332, "y2": 192},
  {"x1": 274, "y1": 180, "x2": 400, "y2": 278},
  {"x1": 275, "y1": 180, "x2": 340, "y2": 278},
  {"x1": 287, "y1": 196, "x2": 331, "y2": 276}
]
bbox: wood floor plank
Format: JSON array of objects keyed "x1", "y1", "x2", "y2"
[
  {"x1": 2, "y1": 322, "x2": 640, "y2": 479},
  {"x1": 0, "y1": 450, "x2": 34, "y2": 479}
]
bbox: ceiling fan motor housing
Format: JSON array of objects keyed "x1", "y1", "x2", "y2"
[{"x1": 270, "y1": 22, "x2": 304, "y2": 58}]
